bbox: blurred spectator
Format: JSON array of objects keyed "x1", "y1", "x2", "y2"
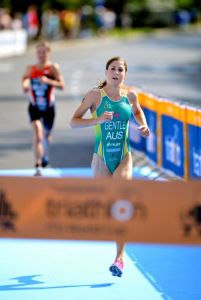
[
  {"x1": 175, "y1": 9, "x2": 191, "y2": 29},
  {"x1": 79, "y1": 5, "x2": 94, "y2": 37},
  {"x1": 41, "y1": 9, "x2": 50, "y2": 38},
  {"x1": 0, "y1": 8, "x2": 12, "y2": 29},
  {"x1": 41, "y1": 9, "x2": 60, "y2": 40},
  {"x1": 11, "y1": 12, "x2": 23, "y2": 30},
  {"x1": 94, "y1": 6, "x2": 105, "y2": 31},
  {"x1": 94, "y1": 6, "x2": 116, "y2": 35},
  {"x1": 24, "y1": 5, "x2": 39, "y2": 40},
  {"x1": 60, "y1": 10, "x2": 80, "y2": 38},
  {"x1": 121, "y1": 12, "x2": 132, "y2": 29},
  {"x1": 103, "y1": 8, "x2": 116, "y2": 30}
]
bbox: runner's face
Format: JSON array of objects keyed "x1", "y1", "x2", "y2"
[
  {"x1": 106, "y1": 60, "x2": 126, "y2": 86},
  {"x1": 36, "y1": 46, "x2": 49, "y2": 64}
]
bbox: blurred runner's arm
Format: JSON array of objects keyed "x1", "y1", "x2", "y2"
[
  {"x1": 22, "y1": 66, "x2": 31, "y2": 93},
  {"x1": 40, "y1": 63, "x2": 65, "y2": 89}
]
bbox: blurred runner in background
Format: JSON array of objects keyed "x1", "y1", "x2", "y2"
[{"x1": 22, "y1": 41, "x2": 65, "y2": 176}]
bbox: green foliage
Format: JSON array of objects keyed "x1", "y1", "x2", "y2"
[
  {"x1": 124, "y1": 0, "x2": 147, "y2": 12},
  {"x1": 0, "y1": 0, "x2": 93, "y2": 12},
  {"x1": 176, "y1": 0, "x2": 193, "y2": 8},
  {"x1": 44, "y1": 0, "x2": 93, "y2": 10},
  {"x1": 0, "y1": 0, "x2": 11, "y2": 10},
  {"x1": 1, "y1": 0, "x2": 200, "y2": 15}
]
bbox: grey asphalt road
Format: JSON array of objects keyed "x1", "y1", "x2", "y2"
[{"x1": 0, "y1": 28, "x2": 201, "y2": 170}]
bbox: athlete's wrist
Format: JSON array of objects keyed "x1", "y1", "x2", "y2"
[{"x1": 96, "y1": 117, "x2": 105, "y2": 125}]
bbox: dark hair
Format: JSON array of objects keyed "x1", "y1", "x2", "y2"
[
  {"x1": 98, "y1": 56, "x2": 128, "y2": 89},
  {"x1": 106, "y1": 56, "x2": 128, "y2": 72}
]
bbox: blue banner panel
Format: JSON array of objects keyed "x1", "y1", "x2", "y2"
[
  {"x1": 161, "y1": 115, "x2": 184, "y2": 177},
  {"x1": 143, "y1": 108, "x2": 157, "y2": 163},
  {"x1": 199, "y1": 126, "x2": 201, "y2": 177},
  {"x1": 129, "y1": 114, "x2": 145, "y2": 152},
  {"x1": 188, "y1": 124, "x2": 201, "y2": 178}
]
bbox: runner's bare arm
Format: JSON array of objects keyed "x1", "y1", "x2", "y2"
[
  {"x1": 22, "y1": 65, "x2": 31, "y2": 93},
  {"x1": 129, "y1": 89, "x2": 150, "y2": 137},
  {"x1": 40, "y1": 63, "x2": 65, "y2": 89},
  {"x1": 70, "y1": 90, "x2": 113, "y2": 128}
]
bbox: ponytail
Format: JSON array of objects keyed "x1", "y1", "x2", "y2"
[{"x1": 97, "y1": 80, "x2": 107, "y2": 89}]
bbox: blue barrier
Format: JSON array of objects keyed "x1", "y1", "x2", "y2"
[
  {"x1": 187, "y1": 106, "x2": 201, "y2": 178},
  {"x1": 129, "y1": 89, "x2": 201, "y2": 179}
]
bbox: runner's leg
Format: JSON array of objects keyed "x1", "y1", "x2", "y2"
[
  {"x1": 111, "y1": 152, "x2": 133, "y2": 275},
  {"x1": 42, "y1": 106, "x2": 55, "y2": 167},
  {"x1": 91, "y1": 153, "x2": 111, "y2": 177},
  {"x1": 42, "y1": 129, "x2": 51, "y2": 167},
  {"x1": 91, "y1": 153, "x2": 132, "y2": 276},
  {"x1": 32, "y1": 120, "x2": 44, "y2": 168}
]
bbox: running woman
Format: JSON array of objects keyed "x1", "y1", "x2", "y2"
[
  {"x1": 70, "y1": 56, "x2": 149, "y2": 277},
  {"x1": 22, "y1": 41, "x2": 65, "y2": 175}
]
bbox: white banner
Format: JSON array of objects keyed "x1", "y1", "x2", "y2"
[{"x1": 0, "y1": 29, "x2": 27, "y2": 58}]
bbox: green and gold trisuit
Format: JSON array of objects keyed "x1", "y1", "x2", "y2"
[{"x1": 92, "y1": 89, "x2": 132, "y2": 173}]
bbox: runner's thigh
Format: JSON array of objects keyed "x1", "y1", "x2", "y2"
[
  {"x1": 91, "y1": 153, "x2": 111, "y2": 178},
  {"x1": 113, "y1": 152, "x2": 133, "y2": 180}
]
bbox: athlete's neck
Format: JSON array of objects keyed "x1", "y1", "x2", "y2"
[
  {"x1": 37, "y1": 60, "x2": 50, "y2": 69},
  {"x1": 104, "y1": 84, "x2": 124, "y2": 100}
]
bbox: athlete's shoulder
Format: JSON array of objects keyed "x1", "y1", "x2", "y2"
[
  {"x1": 50, "y1": 62, "x2": 59, "y2": 70},
  {"x1": 25, "y1": 64, "x2": 34, "y2": 70},
  {"x1": 49, "y1": 62, "x2": 62, "y2": 74},
  {"x1": 85, "y1": 88, "x2": 101, "y2": 99},
  {"x1": 23, "y1": 64, "x2": 34, "y2": 79},
  {"x1": 126, "y1": 86, "x2": 138, "y2": 103},
  {"x1": 81, "y1": 89, "x2": 101, "y2": 108}
]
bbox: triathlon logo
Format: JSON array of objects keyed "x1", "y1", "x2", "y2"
[
  {"x1": 0, "y1": 190, "x2": 17, "y2": 231},
  {"x1": 181, "y1": 204, "x2": 201, "y2": 237},
  {"x1": 110, "y1": 199, "x2": 146, "y2": 222},
  {"x1": 104, "y1": 101, "x2": 112, "y2": 110}
]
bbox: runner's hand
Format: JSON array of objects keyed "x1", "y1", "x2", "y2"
[
  {"x1": 138, "y1": 125, "x2": 150, "y2": 137},
  {"x1": 99, "y1": 111, "x2": 114, "y2": 123},
  {"x1": 22, "y1": 78, "x2": 30, "y2": 93},
  {"x1": 23, "y1": 87, "x2": 30, "y2": 93},
  {"x1": 40, "y1": 76, "x2": 49, "y2": 84}
]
